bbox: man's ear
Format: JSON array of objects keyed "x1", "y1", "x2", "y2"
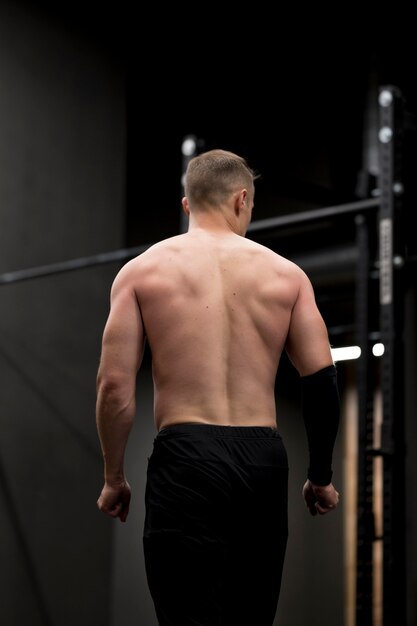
[
  {"x1": 238, "y1": 189, "x2": 248, "y2": 213},
  {"x1": 234, "y1": 189, "x2": 247, "y2": 216},
  {"x1": 182, "y1": 196, "x2": 190, "y2": 216}
]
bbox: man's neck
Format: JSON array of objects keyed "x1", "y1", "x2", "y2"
[{"x1": 188, "y1": 211, "x2": 243, "y2": 236}]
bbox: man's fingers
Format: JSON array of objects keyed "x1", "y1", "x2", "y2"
[
  {"x1": 97, "y1": 483, "x2": 131, "y2": 521},
  {"x1": 106, "y1": 502, "x2": 123, "y2": 518},
  {"x1": 97, "y1": 497, "x2": 123, "y2": 518},
  {"x1": 303, "y1": 481, "x2": 340, "y2": 516},
  {"x1": 315, "y1": 502, "x2": 337, "y2": 515}
]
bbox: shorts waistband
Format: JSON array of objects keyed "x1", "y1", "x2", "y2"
[{"x1": 156, "y1": 422, "x2": 281, "y2": 439}]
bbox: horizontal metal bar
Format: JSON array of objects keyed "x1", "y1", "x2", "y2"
[
  {"x1": 0, "y1": 197, "x2": 381, "y2": 286},
  {"x1": 247, "y1": 197, "x2": 380, "y2": 233},
  {"x1": 292, "y1": 244, "x2": 358, "y2": 275},
  {"x1": 0, "y1": 244, "x2": 151, "y2": 285}
]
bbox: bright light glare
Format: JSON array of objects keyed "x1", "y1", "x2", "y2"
[
  {"x1": 372, "y1": 343, "x2": 385, "y2": 357},
  {"x1": 331, "y1": 346, "x2": 361, "y2": 362},
  {"x1": 182, "y1": 137, "x2": 196, "y2": 156}
]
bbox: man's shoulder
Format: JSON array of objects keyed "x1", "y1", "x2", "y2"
[
  {"x1": 125, "y1": 235, "x2": 186, "y2": 266},
  {"x1": 245, "y1": 238, "x2": 303, "y2": 273},
  {"x1": 141, "y1": 234, "x2": 186, "y2": 257},
  {"x1": 113, "y1": 235, "x2": 186, "y2": 282}
]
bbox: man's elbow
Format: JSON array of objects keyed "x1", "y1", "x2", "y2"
[{"x1": 96, "y1": 370, "x2": 132, "y2": 401}]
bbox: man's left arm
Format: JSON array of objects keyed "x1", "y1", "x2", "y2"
[{"x1": 96, "y1": 265, "x2": 145, "y2": 522}]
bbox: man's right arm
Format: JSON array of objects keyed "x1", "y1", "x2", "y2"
[
  {"x1": 96, "y1": 262, "x2": 146, "y2": 522},
  {"x1": 285, "y1": 267, "x2": 340, "y2": 515}
]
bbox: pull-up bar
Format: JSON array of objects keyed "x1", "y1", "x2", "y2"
[
  {"x1": 0, "y1": 197, "x2": 380, "y2": 286},
  {"x1": 247, "y1": 197, "x2": 380, "y2": 233}
]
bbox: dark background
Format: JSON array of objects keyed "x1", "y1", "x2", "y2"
[
  {"x1": 27, "y1": 2, "x2": 417, "y2": 249},
  {"x1": 1, "y1": 2, "x2": 416, "y2": 625}
]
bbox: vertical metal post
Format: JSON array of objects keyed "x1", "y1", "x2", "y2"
[
  {"x1": 377, "y1": 85, "x2": 406, "y2": 626},
  {"x1": 355, "y1": 213, "x2": 376, "y2": 626}
]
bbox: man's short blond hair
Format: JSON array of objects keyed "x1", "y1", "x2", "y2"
[{"x1": 184, "y1": 149, "x2": 258, "y2": 210}]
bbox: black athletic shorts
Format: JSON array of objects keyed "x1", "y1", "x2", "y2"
[{"x1": 143, "y1": 423, "x2": 289, "y2": 626}]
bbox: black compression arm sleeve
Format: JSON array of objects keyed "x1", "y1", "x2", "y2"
[{"x1": 301, "y1": 364, "x2": 340, "y2": 486}]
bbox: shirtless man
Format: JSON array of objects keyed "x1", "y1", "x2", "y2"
[{"x1": 96, "y1": 149, "x2": 340, "y2": 626}]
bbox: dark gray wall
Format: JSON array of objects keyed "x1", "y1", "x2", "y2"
[
  {"x1": 0, "y1": 2, "x2": 126, "y2": 625},
  {"x1": 111, "y1": 362, "x2": 161, "y2": 626}
]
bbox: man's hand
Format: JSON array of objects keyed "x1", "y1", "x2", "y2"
[
  {"x1": 302, "y1": 479, "x2": 340, "y2": 516},
  {"x1": 97, "y1": 481, "x2": 131, "y2": 523}
]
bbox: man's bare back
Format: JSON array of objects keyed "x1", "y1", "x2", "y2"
[
  {"x1": 101, "y1": 224, "x2": 333, "y2": 434},
  {"x1": 129, "y1": 229, "x2": 299, "y2": 431}
]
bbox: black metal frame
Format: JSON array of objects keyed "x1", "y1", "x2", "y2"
[
  {"x1": 377, "y1": 85, "x2": 406, "y2": 626},
  {"x1": 355, "y1": 211, "x2": 376, "y2": 625}
]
